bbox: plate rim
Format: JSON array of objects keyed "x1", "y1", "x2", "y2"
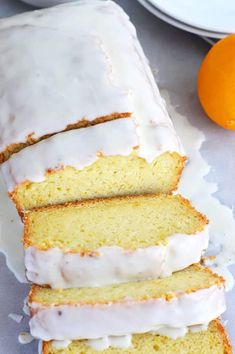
[
  {"x1": 137, "y1": 0, "x2": 227, "y2": 39},
  {"x1": 148, "y1": 0, "x2": 235, "y2": 34}
]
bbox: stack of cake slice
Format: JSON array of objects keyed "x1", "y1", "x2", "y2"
[{"x1": 0, "y1": 1, "x2": 231, "y2": 353}]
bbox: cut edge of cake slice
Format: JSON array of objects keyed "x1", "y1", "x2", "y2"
[
  {"x1": 24, "y1": 194, "x2": 208, "y2": 288},
  {"x1": 2, "y1": 117, "x2": 186, "y2": 214}
]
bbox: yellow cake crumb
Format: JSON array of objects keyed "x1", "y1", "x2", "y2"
[
  {"x1": 24, "y1": 194, "x2": 208, "y2": 252},
  {"x1": 12, "y1": 152, "x2": 186, "y2": 213}
]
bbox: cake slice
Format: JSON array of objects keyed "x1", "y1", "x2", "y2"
[
  {"x1": 41, "y1": 320, "x2": 232, "y2": 354},
  {"x1": 2, "y1": 119, "x2": 185, "y2": 213},
  {"x1": 28, "y1": 265, "x2": 225, "y2": 341},
  {"x1": 0, "y1": 0, "x2": 183, "y2": 163},
  {"x1": 24, "y1": 194, "x2": 208, "y2": 288}
]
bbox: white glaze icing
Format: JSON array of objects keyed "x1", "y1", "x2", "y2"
[
  {"x1": 52, "y1": 339, "x2": 72, "y2": 349},
  {"x1": 23, "y1": 297, "x2": 30, "y2": 316},
  {"x1": 84, "y1": 324, "x2": 208, "y2": 350},
  {"x1": 29, "y1": 285, "x2": 225, "y2": 341},
  {"x1": 8, "y1": 313, "x2": 23, "y2": 323},
  {"x1": 50, "y1": 323, "x2": 209, "y2": 351},
  {"x1": 150, "y1": 322, "x2": 208, "y2": 340},
  {"x1": 0, "y1": 173, "x2": 26, "y2": 283},
  {"x1": 39, "y1": 325, "x2": 209, "y2": 353},
  {"x1": 189, "y1": 323, "x2": 208, "y2": 333},
  {"x1": 1, "y1": 118, "x2": 138, "y2": 191},
  {"x1": 0, "y1": 0, "x2": 183, "y2": 164},
  {"x1": 163, "y1": 89, "x2": 235, "y2": 290},
  {"x1": 86, "y1": 335, "x2": 132, "y2": 351},
  {"x1": 38, "y1": 340, "x2": 42, "y2": 354},
  {"x1": 25, "y1": 228, "x2": 209, "y2": 288},
  {"x1": 18, "y1": 332, "x2": 34, "y2": 344}
]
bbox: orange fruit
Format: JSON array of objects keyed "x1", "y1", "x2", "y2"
[{"x1": 198, "y1": 34, "x2": 235, "y2": 130}]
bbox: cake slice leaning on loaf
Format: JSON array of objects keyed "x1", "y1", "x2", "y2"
[
  {"x1": 41, "y1": 320, "x2": 232, "y2": 354},
  {"x1": 24, "y1": 194, "x2": 208, "y2": 288},
  {"x1": 28, "y1": 265, "x2": 225, "y2": 341},
  {"x1": 1, "y1": 118, "x2": 185, "y2": 214}
]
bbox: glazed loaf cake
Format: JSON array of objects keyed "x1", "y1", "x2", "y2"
[
  {"x1": 28, "y1": 265, "x2": 225, "y2": 341},
  {"x1": 41, "y1": 320, "x2": 232, "y2": 354},
  {"x1": 2, "y1": 119, "x2": 185, "y2": 213},
  {"x1": 24, "y1": 194, "x2": 208, "y2": 288},
  {"x1": 0, "y1": 2, "x2": 228, "y2": 352}
]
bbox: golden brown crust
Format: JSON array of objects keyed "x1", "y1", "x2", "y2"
[
  {"x1": 28, "y1": 265, "x2": 224, "y2": 306},
  {"x1": 28, "y1": 284, "x2": 50, "y2": 312},
  {"x1": 42, "y1": 341, "x2": 49, "y2": 354},
  {"x1": 28, "y1": 285, "x2": 37, "y2": 308},
  {"x1": 214, "y1": 319, "x2": 233, "y2": 354},
  {"x1": 10, "y1": 192, "x2": 25, "y2": 219},
  {"x1": 0, "y1": 113, "x2": 131, "y2": 164}
]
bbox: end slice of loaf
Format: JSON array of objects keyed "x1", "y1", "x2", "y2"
[{"x1": 24, "y1": 194, "x2": 208, "y2": 288}]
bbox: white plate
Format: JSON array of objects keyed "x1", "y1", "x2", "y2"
[
  {"x1": 149, "y1": 0, "x2": 235, "y2": 34},
  {"x1": 137, "y1": 0, "x2": 226, "y2": 39}
]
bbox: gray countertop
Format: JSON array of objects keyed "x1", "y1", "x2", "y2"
[{"x1": 0, "y1": 0, "x2": 234, "y2": 353}]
